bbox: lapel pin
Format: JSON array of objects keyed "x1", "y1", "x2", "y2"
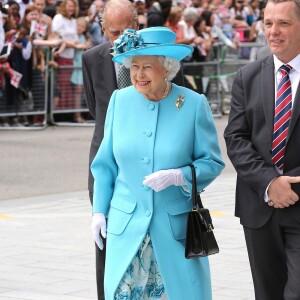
[{"x1": 175, "y1": 95, "x2": 185, "y2": 111}]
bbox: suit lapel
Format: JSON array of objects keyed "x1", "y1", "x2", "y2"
[
  {"x1": 101, "y1": 42, "x2": 117, "y2": 95},
  {"x1": 261, "y1": 56, "x2": 275, "y2": 143}
]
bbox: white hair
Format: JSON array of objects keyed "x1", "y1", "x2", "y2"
[
  {"x1": 122, "y1": 56, "x2": 180, "y2": 80},
  {"x1": 182, "y1": 7, "x2": 199, "y2": 22}
]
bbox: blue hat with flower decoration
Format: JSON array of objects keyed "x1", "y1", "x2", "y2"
[{"x1": 112, "y1": 27, "x2": 193, "y2": 63}]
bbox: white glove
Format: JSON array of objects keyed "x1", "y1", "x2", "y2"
[
  {"x1": 91, "y1": 213, "x2": 106, "y2": 250},
  {"x1": 143, "y1": 168, "x2": 186, "y2": 192}
]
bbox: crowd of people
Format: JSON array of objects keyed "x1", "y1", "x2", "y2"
[{"x1": 0, "y1": 0, "x2": 267, "y2": 127}]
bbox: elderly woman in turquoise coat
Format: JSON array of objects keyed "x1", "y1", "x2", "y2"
[{"x1": 91, "y1": 26, "x2": 225, "y2": 300}]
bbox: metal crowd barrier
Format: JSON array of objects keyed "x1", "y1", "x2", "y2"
[
  {"x1": 0, "y1": 42, "x2": 94, "y2": 130},
  {"x1": 0, "y1": 47, "x2": 49, "y2": 130},
  {"x1": 0, "y1": 41, "x2": 266, "y2": 129},
  {"x1": 48, "y1": 48, "x2": 93, "y2": 126},
  {"x1": 183, "y1": 60, "x2": 238, "y2": 117},
  {"x1": 183, "y1": 44, "x2": 244, "y2": 117},
  {"x1": 182, "y1": 42, "x2": 266, "y2": 117}
]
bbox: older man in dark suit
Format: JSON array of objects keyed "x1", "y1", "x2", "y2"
[
  {"x1": 224, "y1": 0, "x2": 300, "y2": 299},
  {"x1": 82, "y1": 1, "x2": 139, "y2": 298}
]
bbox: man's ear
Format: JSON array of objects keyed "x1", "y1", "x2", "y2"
[{"x1": 101, "y1": 23, "x2": 108, "y2": 37}]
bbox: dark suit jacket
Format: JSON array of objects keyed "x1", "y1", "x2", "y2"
[
  {"x1": 82, "y1": 42, "x2": 117, "y2": 195},
  {"x1": 224, "y1": 54, "x2": 300, "y2": 229},
  {"x1": 82, "y1": 41, "x2": 185, "y2": 195}
]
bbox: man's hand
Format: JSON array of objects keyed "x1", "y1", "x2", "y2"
[{"x1": 268, "y1": 176, "x2": 300, "y2": 208}]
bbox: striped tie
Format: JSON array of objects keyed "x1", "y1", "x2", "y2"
[{"x1": 272, "y1": 64, "x2": 292, "y2": 171}]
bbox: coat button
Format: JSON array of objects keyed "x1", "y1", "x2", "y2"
[
  {"x1": 140, "y1": 184, "x2": 150, "y2": 191},
  {"x1": 145, "y1": 210, "x2": 151, "y2": 217},
  {"x1": 147, "y1": 103, "x2": 155, "y2": 110},
  {"x1": 143, "y1": 185, "x2": 150, "y2": 191},
  {"x1": 143, "y1": 130, "x2": 152, "y2": 137},
  {"x1": 142, "y1": 157, "x2": 150, "y2": 164}
]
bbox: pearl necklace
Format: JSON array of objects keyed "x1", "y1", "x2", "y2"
[{"x1": 161, "y1": 81, "x2": 171, "y2": 100}]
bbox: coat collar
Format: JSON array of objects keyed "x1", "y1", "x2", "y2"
[
  {"x1": 100, "y1": 42, "x2": 118, "y2": 95},
  {"x1": 261, "y1": 55, "x2": 275, "y2": 143}
]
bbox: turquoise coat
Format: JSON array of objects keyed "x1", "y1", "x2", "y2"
[{"x1": 91, "y1": 84, "x2": 225, "y2": 300}]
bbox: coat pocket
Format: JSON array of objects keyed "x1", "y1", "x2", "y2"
[
  {"x1": 107, "y1": 195, "x2": 137, "y2": 235},
  {"x1": 164, "y1": 196, "x2": 192, "y2": 240}
]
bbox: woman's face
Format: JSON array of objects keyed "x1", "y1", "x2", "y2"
[
  {"x1": 26, "y1": 9, "x2": 39, "y2": 22},
  {"x1": 17, "y1": 28, "x2": 27, "y2": 40},
  {"x1": 77, "y1": 20, "x2": 86, "y2": 34},
  {"x1": 65, "y1": 0, "x2": 76, "y2": 18},
  {"x1": 34, "y1": 0, "x2": 46, "y2": 13},
  {"x1": 224, "y1": 0, "x2": 233, "y2": 8},
  {"x1": 174, "y1": 12, "x2": 182, "y2": 24},
  {"x1": 210, "y1": 14, "x2": 215, "y2": 26},
  {"x1": 187, "y1": 17, "x2": 197, "y2": 26},
  {"x1": 198, "y1": 20, "x2": 206, "y2": 32},
  {"x1": 9, "y1": 4, "x2": 20, "y2": 16},
  {"x1": 235, "y1": 0, "x2": 244, "y2": 10},
  {"x1": 130, "y1": 56, "x2": 169, "y2": 101}
]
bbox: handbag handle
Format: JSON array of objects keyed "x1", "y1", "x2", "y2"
[{"x1": 190, "y1": 165, "x2": 204, "y2": 210}]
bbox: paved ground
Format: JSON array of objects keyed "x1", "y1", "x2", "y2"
[
  {"x1": 0, "y1": 125, "x2": 94, "y2": 200},
  {"x1": 0, "y1": 118, "x2": 255, "y2": 300},
  {"x1": 0, "y1": 117, "x2": 234, "y2": 201}
]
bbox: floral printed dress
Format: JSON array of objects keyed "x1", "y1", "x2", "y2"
[{"x1": 115, "y1": 233, "x2": 167, "y2": 300}]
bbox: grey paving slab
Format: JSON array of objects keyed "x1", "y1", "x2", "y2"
[
  {"x1": 0, "y1": 191, "x2": 97, "y2": 300},
  {"x1": 205, "y1": 173, "x2": 255, "y2": 300},
  {"x1": 0, "y1": 118, "x2": 255, "y2": 299},
  {"x1": 0, "y1": 173, "x2": 255, "y2": 300}
]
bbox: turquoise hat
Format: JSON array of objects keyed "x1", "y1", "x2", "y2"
[{"x1": 112, "y1": 27, "x2": 193, "y2": 63}]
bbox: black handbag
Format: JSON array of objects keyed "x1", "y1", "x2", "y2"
[{"x1": 185, "y1": 165, "x2": 219, "y2": 259}]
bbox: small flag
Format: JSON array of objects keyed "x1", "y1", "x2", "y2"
[
  {"x1": 30, "y1": 20, "x2": 47, "y2": 39},
  {"x1": 10, "y1": 70, "x2": 23, "y2": 88},
  {"x1": 35, "y1": 23, "x2": 48, "y2": 38}
]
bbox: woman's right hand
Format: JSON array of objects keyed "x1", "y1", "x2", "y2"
[
  {"x1": 143, "y1": 168, "x2": 185, "y2": 192},
  {"x1": 91, "y1": 213, "x2": 106, "y2": 250}
]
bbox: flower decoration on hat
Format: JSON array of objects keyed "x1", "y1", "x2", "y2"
[
  {"x1": 111, "y1": 29, "x2": 144, "y2": 57},
  {"x1": 112, "y1": 27, "x2": 194, "y2": 63}
]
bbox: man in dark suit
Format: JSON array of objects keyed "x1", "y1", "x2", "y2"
[
  {"x1": 224, "y1": 0, "x2": 300, "y2": 299},
  {"x1": 82, "y1": 1, "x2": 139, "y2": 298},
  {"x1": 82, "y1": 1, "x2": 184, "y2": 298}
]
